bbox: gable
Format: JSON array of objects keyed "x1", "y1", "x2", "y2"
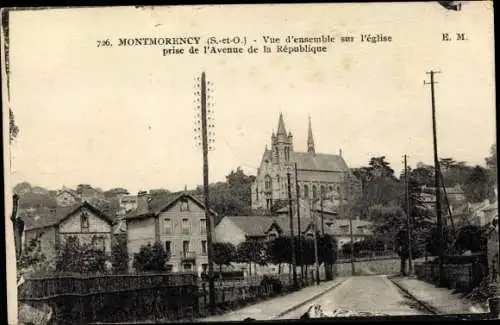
[
  {"x1": 59, "y1": 206, "x2": 112, "y2": 233},
  {"x1": 214, "y1": 218, "x2": 246, "y2": 244}
]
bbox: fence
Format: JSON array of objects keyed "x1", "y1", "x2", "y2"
[
  {"x1": 414, "y1": 254, "x2": 488, "y2": 293},
  {"x1": 18, "y1": 272, "x2": 198, "y2": 300}
]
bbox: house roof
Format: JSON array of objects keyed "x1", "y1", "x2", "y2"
[
  {"x1": 18, "y1": 192, "x2": 58, "y2": 209},
  {"x1": 125, "y1": 192, "x2": 217, "y2": 220},
  {"x1": 56, "y1": 188, "x2": 79, "y2": 198},
  {"x1": 224, "y1": 216, "x2": 277, "y2": 237},
  {"x1": 22, "y1": 201, "x2": 114, "y2": 231},
  {"x1": 293, "y1": 152, "x2": 349, "y2": 172}
]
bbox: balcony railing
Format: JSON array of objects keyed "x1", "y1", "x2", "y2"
[{"x1": 180, "y1": 251, "x2": 196, "y2": 260}]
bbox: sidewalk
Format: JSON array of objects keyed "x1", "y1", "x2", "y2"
[
  {"x1": 197, "y1": 277, "x2": 346, "y2": 322},
  {"x1": 390, "y1": 276, "x2": 489, "y2": 314}
]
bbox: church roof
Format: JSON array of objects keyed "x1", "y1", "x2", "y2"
[
  {"x1": 293, "y1": 152, "x2": 349, "y2": 172},
  {"x1": 277, "y1": 113, "x2": 287, "y2": 135}
]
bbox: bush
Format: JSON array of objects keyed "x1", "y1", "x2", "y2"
[
  {"x1": 111, "y1": 234, "x2": 128, "y2": 273},
  {"x1": 55, "y1": 236, "x2": 109, "y2": 274},
  {"x1": 132, "y1": 241, "x2": 169, "y2": 272}
]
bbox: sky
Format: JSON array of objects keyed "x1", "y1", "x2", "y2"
[{"x1": 4, "y1": 2, "x2": 496, "y2": 195}]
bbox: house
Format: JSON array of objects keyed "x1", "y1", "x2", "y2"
[
  {"x1": 125, "y1": 192, "x2": 215, "y2": 274},
  {"x1": 22, "y1": 201, "x2": 115, "y2": 262},
  {"x1": 214, "y1": 216, "x2": 277, "y2": 247},
  {"x1": 55, "y1": 188, "x2": 80, "y2": 207}
]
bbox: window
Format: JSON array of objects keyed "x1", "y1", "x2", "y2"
[
  {"x1": 183, "y1": 240, "x2": 190, "y2": 254},
  {"x1": 180, "y1": 198, "x2": 190, "y2": 211},
  {"x1": 285, "y1": 147, "x2": 290, "y2": 162},
  {"x1": 268, "y1": 233, "x2": 277, "y2": 241},
  {"x1": 182, "y1": 218, "x2": 190, "y2": 234},
  {"x1": 304, "y1": 185, "x2": 309, "y2": 199},
  {"x1": 202, "y1": 264, "x2": 208, "y2": 274},
  {"x1": 200, "y1": 219, "x2": 206, "y2": 234},
  {"x1": 92, "y1": 236, "x2": 106, "y2": 252},
  {"x1": 164, "y1": 218, "x2": 172, "y2": 233},
  {"x1": 80, "y1": 212, "x2": 89, "y2": 232},
  {"x1": 312, "y1": 185, "x2": 317, "y2": 200},
  {"x1": 320, "y1": 185, "x2": 325, "y2": 197},
  {"x1": 340, "y1": 225, "x2": 349, "y2": 233},
  {"x1": 265, "y1": 175, "x2": 272, "y2": 191},
  {"x1": 183, "y1": 263, "x2": 192, "y2": 271},
  {"x1": 166, "y1": 264, "x2": 173, "y2": 272},
  {"x1": 276, "y1": 175, "x2": 280, "y2": 183},
  {"x1": 165, "y1": 241, "x2": 172, "y2": 255},
  {"x1": 256, "y1": 187, "x2": 259, "y2": 201},
  {"x1": 274, "y1": 148, "x2": 279, "y2": 162},
  {"x1": 201, "y1": 240, "x2": 207, "y2": 255}
]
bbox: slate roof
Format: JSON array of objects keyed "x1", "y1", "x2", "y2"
[
  {"x1": 292, "y1": 152, "x2": 349, "y2": 172},
  {"x1": 225, "y1": 216, "x2": 277, "y2": 237},
  {"x1": 21, "y1": 201, "x2": 114, "y2": 231},
  {"x1": 18, "y1": 192, "x2": 58, "y2": 209},
  {"x1": 125, "y1": 192, "x2": 216, "y2": 220}
]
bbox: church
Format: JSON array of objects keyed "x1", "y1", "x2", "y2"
[{"x1": 251, "y1": 113, "x2": 358, "y2": 212}]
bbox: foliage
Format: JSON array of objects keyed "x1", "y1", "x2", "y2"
[
  {"x1": 424, "y1": 225, "x2": 455, "y2": 256},
  {"x1": 56, "y1": 236, "x2": 109, "y2": 274},
  {"x1": 266, "y1": 236, "x2": 291, "y2": 265},
  {"x1": 195, "y1": 167, "x2": 255, "y2": 219},
  {"x1": 9, "y1": 108, "x2": 19, "y2": 143},
  {"x1": 17, "y1": 235, "x2": 48, "y2": 274},
  {"x1": 212, "y1": 242, "x2": 236, "y2": 268},
  {"x1": 464, "y1": 165, "x2": 491, "y2": 203},
  {"x1": 235, "y1": 239, "x2": 268, "y2": 265},
  {"x1": 111, "y1": 234, "x2": 129, "y2": 273},
  {"x1": 453, "y1": 225, "x2": 485, "y2": 254},
  {"x1": 132, "y1": 241, "x2": 169, "y2": 272},
  {"x1": 317, "y1": 234, "x2": 337, "y2": 264},
  {"x1": 485, "y1": 143, "x2": 497, "y2": 188}
]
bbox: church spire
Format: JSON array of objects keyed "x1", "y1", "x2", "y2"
[
  {"x1": 307, "y1": 115, "x2": 315, "y2": 155},
  {"x1": 277, "y1": 112, "x2": 287, "y2": 135}
]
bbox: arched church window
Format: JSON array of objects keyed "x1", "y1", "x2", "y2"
[
  {"x1": 256, "y1": 186, "x2": 259, "y2": 201},
  {"x1": 284, "y1": 147, "x2": 290, "y2": 162},
  {"x1": 320, "y1": 185, "x2": 325, "y2": 197},
  {"x1": 329, "y1": 186, "x2": 333, "y2": 193},
  {"x1": 265, "y1": 175, "x2": 272, "y2": 191},
  {"x1": 303, "y1": 185, "x2": 309, "y2": 199},
  {"x1": 274, "y1": 148, "x2": 279, "y2": 163},
  {"x1": 277, "y1": 175, "x2": 280, "y2": 183},
  {"x1": 312, "y1": 185, "x2": 317, "y2": 200}
]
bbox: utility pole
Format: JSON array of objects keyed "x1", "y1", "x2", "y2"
[
  {"x1": 287, "y1": 171, "x2": 298, "y2": 289},
  {"x1": 320, "y1": 193, "x2": 325, "y2": 235},
  {"x1": 345, "y1": 174, "x2": 355, "y2": 276},
  {"x1": 294, "y1": 162, "x2": 304, "y2": 282},
  {"x1": 425, "y1": 70, "x2": 445, "y2": 286},
  {"x1": 404, "y1": 154, "x2": 413, "y2": 275},
  {"x1": 196, "y1": 72, "x2": 216, "y2": 313},
  {"x1": 311, "y1": 199, "x2": 320, "y2": 285}
]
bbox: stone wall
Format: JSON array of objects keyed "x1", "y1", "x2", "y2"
[{"x1": 335, "y1": 257, "x2": 400, "y2": 276}]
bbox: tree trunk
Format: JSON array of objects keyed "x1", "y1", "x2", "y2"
[
  {"x1": 400, "y1": 257, "x2": 407, "y2": 276},
  {"x1": 248, "y1": 262, "x2": 252, "y2": 276},
  {"x1": 11, "y1": 194, "x2": 21, "y2": 258}
]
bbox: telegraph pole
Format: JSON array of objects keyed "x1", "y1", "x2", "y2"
[
  {"x1": 310, "y1": 199, "x2": 320, "y2": 285},
  {"x1": 425, "y1": 70, "x2": 445, "y2": 286},
  {"x1": 294, "y1": 162, "x2": 304, "y2": 282},
  {"x1": 347, "y1": 174, "x2": 355, "y2": 276},
  {"x1": 320, "y1": 193, "x2": 325, "y2": 235},
  {"x1": 404, "y1": 154, "x2": 413, "y2": 274},
  {"x1": 196, "y1": 72, "x2": 216, "y2": 312},
  {"x1": 287, "y1": 171, "x2": 298, "y2": 289}
]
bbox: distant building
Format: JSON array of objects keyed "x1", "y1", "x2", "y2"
[
  {"x1": 55, "y1": 188, "x2": 80, "y2": 207},
  {"x1": 214, "y1": 216, "x2": 277, "y2": 247},
  {"x1": 251, "y1": 113, "x2": 358, "y2": 211},
  {"x1": 22, "y1": 201, "x2": 114, "y2": 261},
  {"x1": 125, "y1": 192, "x2": 214, "y2": 275}
]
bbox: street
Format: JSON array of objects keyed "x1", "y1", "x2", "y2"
[{"x1": 277, "y1": 275, "x2": 431, "y2": 319}]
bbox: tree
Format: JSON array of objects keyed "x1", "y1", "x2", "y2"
[
  {"x1": 9, "y1": 108, "x2": 19, "y2": 143},
  {"x1": 111, "y1": 234, "x2": 129, "y2": 273},
  {"x1": 55, "y1": 236, "x2": 109, "y2": 274},
  {"x1": 236, "y1": 239, "x2": 267, "y2": 276},
  {"x1": 463, "y1": 165, "x2": 490, "y2": 203},
  {"x1": 13, "y1": 182, "x2": 32, "y2": 196},
  {"x1": 17, "y1": 235, "x2": 50, "y2": 276},
  {"x1": 485, "y1": 143, "x2": 497, "y2": 200},
  {"x1": 132, "y1": 241, "x2": 169, "y2": 272},
  {"x1": 454, "y1": 225, "x2": 484, "y2": 254},
  {"x1": 266, "y1": 237, "x2": 291, "y2": 274},
  {"x1": 212, "y1": 242, "x2": 236, "y2": 274}
]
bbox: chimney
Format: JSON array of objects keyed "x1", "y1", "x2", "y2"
[{"x1": 339, "y1": 148, "x2": 342, "y2": 157}]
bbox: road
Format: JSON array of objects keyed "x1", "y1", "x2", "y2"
[{"x1": 277, "y1": 275, "x2": 432, "y2": 319}]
